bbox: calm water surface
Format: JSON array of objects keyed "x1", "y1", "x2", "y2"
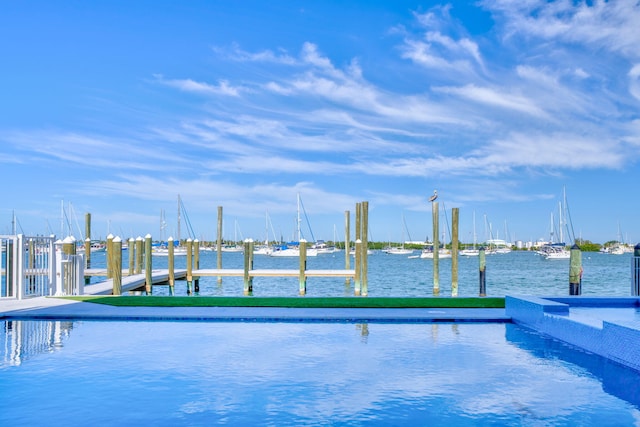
[{"x1": 87, "y1": 250, "x2": 635, "y2": 297}]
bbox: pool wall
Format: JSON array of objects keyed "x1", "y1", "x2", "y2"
[{"x1": 506, "y1": 296, "x2": 640, "y2": 372}]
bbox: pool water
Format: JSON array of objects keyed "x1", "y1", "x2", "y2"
[{"x1": 1, "y1": 320, "x2": 639, "y2": 426}]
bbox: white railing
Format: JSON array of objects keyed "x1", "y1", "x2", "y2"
[{"x1": 0, "y1": 235, "x2": 85, "y2": 300}]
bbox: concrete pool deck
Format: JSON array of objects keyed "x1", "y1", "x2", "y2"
[{"x1": 0, "y1": 296, "x2": 510, "y2": 322}]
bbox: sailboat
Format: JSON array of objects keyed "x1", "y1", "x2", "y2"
[
  {"x1": 538, "y1": 188, "x2": 571, "y2": 260},
  {"x1": 221, "y1": 219, "x2": 243, "y2": 252},
  {"x1": 152, "y1": 195, "x2": 191, "y2": 256},
  {"x1": 382, "y1": 213, "x2": 414, "y2": 255},
  {"x1": 460, "y1": 211, "x2": 480, "y2": 256},
  {"x1": 253, "y1": 211, "x2": 276, "y2": 255},
  {"x1": 269, "y1": 193, "x2": 318, "y2": 257}
]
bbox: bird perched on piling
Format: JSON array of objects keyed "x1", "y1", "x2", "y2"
[{"x1": 428, "y1": 190, "x2": 438, "y2": 202}]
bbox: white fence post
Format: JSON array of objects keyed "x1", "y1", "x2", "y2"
[
  {"x1": 16, "y1": 234, "x2": 25, "y2": 300},
  {"x1": 48, "y1": 235, "x2": 56, "y2": 296}
]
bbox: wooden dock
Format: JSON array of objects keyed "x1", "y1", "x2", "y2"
[{"x1": 84, "y1": 268, "x2": 356, "y2": 295}]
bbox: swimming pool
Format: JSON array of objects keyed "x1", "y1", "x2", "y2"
[{"x1": 1, "y1": 320, "x2": 639, "y2": 425}]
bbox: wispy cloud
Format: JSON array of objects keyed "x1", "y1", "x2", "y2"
[
  {"x1": 483, "y1": 0, "x2": 640, "y2": 58},
  {"x1": 433, "y1": 84, "x2": 548, "y2": 118},
  {"x1": 153, "y1": 74, "x2": 243, "y2": 96}
]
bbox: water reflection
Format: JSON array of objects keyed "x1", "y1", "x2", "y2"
[
  {"x1": 1, "y1": 320, "x2": 74, "y2": 366},
  {"x1": 505, "y1": 324, "x2": 640, "y2": 407}
]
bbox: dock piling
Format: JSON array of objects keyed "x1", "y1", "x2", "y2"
[
  {"x1": 299, "y1": 239, "x2": 307, "y2": 295},
  {"x1": 194, "y1": 239, "x2": 200, "y2": 293},
  {"x1": 354, "y1": 239, "x2": 362, "y2": 296},
  {"x1": 569, "y1": 243, "x2": 582, "y2": 295},
  {"x1": 451, "y1": 207, "x2": 459, "y2": 297},
  {"x1": 186, "y1": 238, "x2": 193, "y2": 295},
  {"x1": 135, "y1": 236, "x2": 143, "y2": 275},
  {"x1": 432, "y1": 201, "x2": 440, "y2": 296},
  {"x1": 217, "y1": 206, "x2": 223, "y2": 284},
  {"x1": 112, "y1": 236, "x2": 122, "y2": 295},
  {"x1": 479, "y1": 247, "x2": 486, "y2": 297},
  {"x1": 243, "y1": 239, "x2": 253, "y2": 295},
  {"x1": 361, "y1": 201, "x2": 369, "y2": 297},
  {"x1": 144, "y1": 234, "x2": 152, "y2": 294},
  {"x1": 632, "y1": 244, "x2": 640, "y2": 296},
  {"x1": 128, "y1": 237, "x2": 135, "y2": 277},
  {"x1": 106, "y1": 234, "x2": 114, "y2": 279},
  {"x1": 344, "y1": 210, "x2": 350, "y2": 286},
  {"x1": 168, "y1": 236, "x2": 175, "y2": 296}
]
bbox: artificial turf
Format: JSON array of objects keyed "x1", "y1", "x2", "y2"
[{"x1": 60, "y1": 296, "x2": 505, "y2": 308}]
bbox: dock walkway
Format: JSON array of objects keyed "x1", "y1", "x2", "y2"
[{"x1": 83, "y1": 268, "x2": 356, "y2": 295}]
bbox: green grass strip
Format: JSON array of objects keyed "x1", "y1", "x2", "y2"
[{"x1": 58, "y1": 296, "x2": 505, "y2": 309}]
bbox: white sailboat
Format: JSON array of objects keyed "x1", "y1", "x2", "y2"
[
  {"x1": 153, "y1": 196, "x2": 191, "y2": 256},
  {"x1": 538, "y1": 189, "x2": 571, "y2": 260},
  {"x1": 269, "y1": 193, "x2": 318, "y2": 257},
  {"x1": 460, "y1": 211, "x2": 480, "y2": 257},
  {"x1": 382, "y1": 213, "x2": 414, "y2": 255}
]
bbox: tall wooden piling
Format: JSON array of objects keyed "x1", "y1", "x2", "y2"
[
  {"x1": 168, "y1": 236, "x2": 175, "y2": 295},
  {"x1": 144, "y1": 234, "x2": 152, "y2": 294},
  {"x1": 344, "y1": 210, "x2": 351, "y2": 285},
  {"x1": 432, "y1": 201, "x2": 440, "y2": 296},
  {"x1": 217, "y1": 206, "x2": 223, "y2": 284},
  {"x1": 128, "y1": 237, "x2": 135, "y2": 276},
  {"x1": 243, "y1": 239, "x2": 253, "y2": 295},
  {"x1": 299, "y1": 239, "x2": 307, "y2": 296},
  {"x1": 186, "y1": 238, "x2": 193, "y2": 295},
  {"x1": 569, "y1": 243, "x2": 582, "y2": 295},
  {"x1": 479, "y1": 247, "x2": 486, "y2": 297},
  {"x1": 361, "y1": 201, "x2": 369, "y2": 297},
  {"x1": 354, "y1": 239, "x2": 362, "y2": 296},
  {"x1": 194, "y1": 239, "x2": 200, "y2": 293},
  {"x1": 112, "y1": 236, "x2": 122, "y2": 296},
  {"x1": 106, "y1": 234, "x2": 114, "y2": 279},
  {"x1": 451, "y1": 207, "x2": 459, "y2": 297},
  {"x1": 135, "y1": 236, "x2": 143, "y2": 274}
]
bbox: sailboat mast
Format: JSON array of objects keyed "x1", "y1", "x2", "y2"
[
  {"x1": 177, "y1": 195, "x2": 182, "y2": 243},
  {"x1": 296, "y1": 193, "x2": 301, "y2": 242}
]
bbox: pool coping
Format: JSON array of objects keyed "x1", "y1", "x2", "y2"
[{"x1": 0, "y1": 296, "x2": 509, "y2": 322}]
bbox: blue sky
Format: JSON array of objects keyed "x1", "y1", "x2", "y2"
[{"x1": 1, "y1": 1, "x2": 639, "y2": 245}]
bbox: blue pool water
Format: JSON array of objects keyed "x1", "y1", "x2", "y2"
[{"x1": 1, "y1": 320, "x2": 639, "y2": 426}]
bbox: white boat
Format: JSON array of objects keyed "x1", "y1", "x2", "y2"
[
  {"x1": 537, "y1": 243, "x2": 569, "y2": 259},
  {"x1": 537, "y1": 188, "x2": 573, "y2": 260},
  {"x1": 268, "y1": 193, "x2": 318, "y2": 257},
  {"x1": 461, "y1": 211, "x2": 480, "y2": 256},
  {"x1": 313, "y1": 240, "x2": 336, "y2": 254},
  {"x1": 382, "y1": 246, "x2": 414, "y2": 255},
  {"x1": 152, "y1": 245, "x2": 188, "y2": 256},
  {"x1": 270, "y1": 245, "x2": 318, "y2": 257},
  {"x1": 253, "y1": 244, "x2": 273, "y2": 255},
  {"x1": 459, "y1": 248, "x2": 480, "y2": 256},
  {"x1": 420, "y1": 247, "x2": 452, "y2": 259}
]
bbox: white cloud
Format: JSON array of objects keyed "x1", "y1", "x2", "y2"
[
  {"x1": 153, "y1": 74, "x2": 242, "y2": 96},
  {"x1": 433, "y1": 84, "x2": 548, "y2": 118},
  {"x1": 483, "y1": 0, "x2": 640, "y2": 59}
]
